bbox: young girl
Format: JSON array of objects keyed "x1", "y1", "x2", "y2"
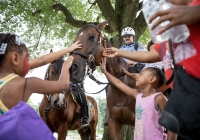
[
  {"x1": 0, "y1": 33, "x2": 81, "y2": 140},
  {"x1": 100, "y1": 57, "x2": 176, "y2": 140}
]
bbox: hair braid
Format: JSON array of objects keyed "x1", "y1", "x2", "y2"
[{"x1": 0, "y1": 33, "x2": 27, "y2": 66}]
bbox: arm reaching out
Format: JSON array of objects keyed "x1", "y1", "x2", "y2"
[
  {"x1": 103, "y1": 47, "x2": 161, "y2": 63},
  {"x1": 149, "y1": 5, "x2": 200, "y2": 35},
  {"x1": 29, "y1": 41, "x2": 82, "y2": 69},
  {"x1": 100, "y1": 57, "x2": 138, "y2": 98}
]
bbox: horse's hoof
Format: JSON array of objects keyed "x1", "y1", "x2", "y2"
[{"x1": 158, "y1": 110, "x2": 179, "y2": 133}]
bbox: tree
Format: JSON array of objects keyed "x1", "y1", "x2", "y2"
[
  {"x1": 96, "y1": 97, "x2": 107, "y2": 129},
  {"x1": 27, "y1": 99, "x2": 39, "y2": 114},
  {"x1": 1, "y1": 1, "x2": 150, "y2": 139},
  {"x1": 0, "y1": 0, "x2": 148, "y2": 59}
]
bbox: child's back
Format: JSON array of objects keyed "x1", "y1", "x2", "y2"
[{"x1": 0, "y1": 33, "x2": 76, "y2": 140}]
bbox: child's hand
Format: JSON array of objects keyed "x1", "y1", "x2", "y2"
[
  {"x1": 103, "y1": 47, "x2": 119, "y2": 58},
  {"x1": 122, "y1": 68, "x2": 138, "y2": 80},
  {"x1": 67, "y1": 41, "x2": 82, "y2": 52},
  {"x1": 63, "y1": 56, "x2": 74, "y2": 69},
  {"x1": 100, "y1": 57, "x2": 107, "y2": 73}
]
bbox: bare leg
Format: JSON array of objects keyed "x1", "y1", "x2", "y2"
[{"x1": 108, "y1": 116, "x2": 122, "y2": 140}]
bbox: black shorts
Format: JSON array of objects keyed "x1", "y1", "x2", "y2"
[{"x1": 159, "y1": 66, "x2": 200, "y2": 140}]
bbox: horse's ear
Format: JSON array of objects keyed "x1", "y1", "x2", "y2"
[
  {"x1": 50, "y1": 49, "x2": 53, "y2": 53},
  {"x1": 96, "y1": 20, "x2": 108, "y2": 31}
]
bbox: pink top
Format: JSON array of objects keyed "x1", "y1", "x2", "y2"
[{"x1": 134, "y1": 92, "x2": 167, "y2": 140}]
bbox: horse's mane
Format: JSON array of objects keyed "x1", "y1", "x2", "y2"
[{"x1": 51, "y1": 57, "x2": 65, "y2": 76}]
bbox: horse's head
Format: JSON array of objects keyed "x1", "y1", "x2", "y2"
[
  {"x1": 69, "y1": 21, "x2": 108, "y2": 83},
  {"x1": 45, "y1": 55, "x2": 66, "y2": 109}
]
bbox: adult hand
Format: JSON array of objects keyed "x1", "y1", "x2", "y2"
[
  {"x1": 67, "y1": 41, "x2": 82, "y2": 52},
  {"x1": 103, "y1": 47, "x2": 119, "y2": 58},
  {"x1": 100, "y1": 57, "x2": 107, "y2": 73},
  {"x1": 149, "y1": 5, "x2": 199, "y2": 34}
]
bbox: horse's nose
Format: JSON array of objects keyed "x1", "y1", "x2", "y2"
[{"x1": 53, "y1": 99, "x2": 58, "y2": 108}]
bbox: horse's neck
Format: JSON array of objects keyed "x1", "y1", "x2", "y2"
[{"x1": 106, "y1": 57, "x2": 128, "y2": 79}]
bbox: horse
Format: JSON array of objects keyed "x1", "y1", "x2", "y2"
[
  {"x1": 69, "y1": 21, "x2": 139, "y2": 140},
  {"x1": 39, "y1": 56, "x2": 98, "y2": 140}
]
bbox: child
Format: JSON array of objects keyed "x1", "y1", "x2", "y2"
[
  {"x1": 100, "y1": 57, "x2": 176, "y2": 140},
  {"x1": 103, "y1": 0, "x2": 200, "y2": 138},
  {"x1": 0, "y1": 33, "x2": 81, "y2": 140}
]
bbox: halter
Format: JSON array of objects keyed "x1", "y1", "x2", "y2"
[{"x1": 71, "y1": 25, "x2": 107, "y2": 78}]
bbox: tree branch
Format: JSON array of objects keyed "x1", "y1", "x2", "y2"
[
  {"x1": 96, "y1": 0, "x2": 118, "y2": 31},
  {"x1": 138, "y1": 1, "x2": 143, "y2": 11},
  {"x1": 134, "y1": 11, "x2": 147, "y2": 40},
  {"x1": 52, "y1": 3, "x2": 87, "y2": 27},
  {"x1": 35, "y1": 22, "x2": 46, "y2": 49}
]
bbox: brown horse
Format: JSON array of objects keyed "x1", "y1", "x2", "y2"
[
  {"x1": 70, "y1": 21, "x2": 139, "y2": 140},
  {"x1": 39, "y1": 57, "x2": 98, "y2": 140}
]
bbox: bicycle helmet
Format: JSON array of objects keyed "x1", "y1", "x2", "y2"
[{"x1": 121, "y1": 27, "x2": 135, "y2": 38}]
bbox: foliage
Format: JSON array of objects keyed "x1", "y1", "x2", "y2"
[
  {"x1": 0, "y1": 0, "x2": 148, "y2": 58},
  {"x1": 95, "y1": 97, "x2": 107, "y2": 128},
  {"x1": 138, "y1": 28, "x2": 151, "y2": 48},
  {"x1": 0, "y1": 0, "x2": 100, "y2": 58},
  {"x1": 27, "y1": 99, "x2": 40, "y2": 114}
]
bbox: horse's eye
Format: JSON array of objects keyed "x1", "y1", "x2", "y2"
[
  {"x1": 89, "y1": 36, "x2": 96, "y2": 41},
  {"x1": 50, "y1": 71, "x2": 55, "y2": 76}
]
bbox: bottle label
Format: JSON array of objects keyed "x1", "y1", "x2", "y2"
[{"x1": 162, "y1": 39, "x2": 196, "y2": 70}]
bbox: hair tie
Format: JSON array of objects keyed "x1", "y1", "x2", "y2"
[
  {"x1": 0, "y1": 43, "x2": 7, "y2": 54},
  {"x1": 15, "y1": 35, "x2": 24, "y2": 45}
]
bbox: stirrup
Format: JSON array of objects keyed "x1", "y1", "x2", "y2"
[
  {"x1": 158, "y1": 110, "x2": 179, "y2": 133},
  {"x1": 81, "y1": 118, "x2": 90, "y2": 128}
]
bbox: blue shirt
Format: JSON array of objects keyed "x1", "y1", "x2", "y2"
[{"x1": 120, "y1": 42, "x2": 146, "y2": 62}]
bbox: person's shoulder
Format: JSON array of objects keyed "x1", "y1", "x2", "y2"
[
  {"x1": 135, "y1": 42, "x2": 147, "y2": 50},
  {"x1": 119, "y1": 44, "x2": 126, "y2": 49},
  {"x1": 155, "y1": 92, "x2": 167, "y2": 102},
  {"x1": 137, "y1": 42, "x2": 143, "y2": 46}
]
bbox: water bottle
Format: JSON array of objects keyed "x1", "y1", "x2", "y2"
[{"x1": 142, "y1": 0, "x2": 190, "y2": 43}]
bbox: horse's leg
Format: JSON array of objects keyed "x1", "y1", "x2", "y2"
[
  {"x1": 90, "y1": 121, "x2": 97, "y2": 140},
  {"x1": 57, "y1": 124, "x2": 68, "y2": 140},
  {"x1": 108, "y1": 116, "x2": 122, "y2": 140},
  {"x1": 77, "y1": 129, "x2": 84, "y2": 140}
]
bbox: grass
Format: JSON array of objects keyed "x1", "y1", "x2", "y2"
[{"x1": 54, "y1": 129, "x2": 104, "y2": 140}]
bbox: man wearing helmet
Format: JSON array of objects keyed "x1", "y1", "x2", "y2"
[{"x1": 120, "y1": 27, "x2": 146, "y2": 70}]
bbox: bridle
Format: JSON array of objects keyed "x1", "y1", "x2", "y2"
[{"x1": 70, "y1": 24, "x2": 107, "y2": 78}]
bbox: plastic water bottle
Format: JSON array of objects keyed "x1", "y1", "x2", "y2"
[{"x1": 142, "y1": 0, "x2": 190, "y2": 43}]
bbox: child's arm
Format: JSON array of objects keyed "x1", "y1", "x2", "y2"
[
  {"x1": 155, "y1": 94, "x2": 177, "y2": 140},
  {"x1": 167, "y1": 131, "x2": 177, "y2": 140},
  {"x1": 26, "y1": 56, "x2": 74, "y2": 96},
  {"x1": 100, "y1": 58, "x2": 138, "y2": 98},
  {"x1": 29, "y1": 41, "x2": 82, "y2": 69}
]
